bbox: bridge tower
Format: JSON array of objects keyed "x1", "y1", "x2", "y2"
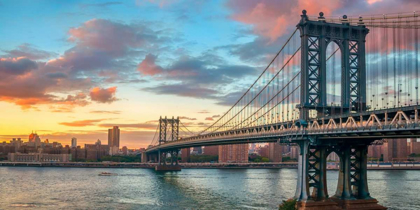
[
  {"x1": 298, "y1": 10, "x2": 368, "y2": 119},
  {"x1": 156, "y1": 116, "x2": 181, "y2": 171},
  {"x1": 294, "y1": 11, "x2": 385, "y2": 210}
]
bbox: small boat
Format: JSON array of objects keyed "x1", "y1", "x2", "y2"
[{"x1": 98, "y1": 172, "x2": 117, "y2": 176}]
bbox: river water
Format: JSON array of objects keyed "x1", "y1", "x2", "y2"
[{"x1": 0, "y1": 167, "x2": 419, "y2": 210}]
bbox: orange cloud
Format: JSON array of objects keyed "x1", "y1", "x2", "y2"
[
  {"x1": 98, "y1": 123, "x2": 157, "y2": 130},
  {"x1": 90, "y1": 86, "x2": 118, "y2": 103},
  {"x1": 59, "y1": 119, "x2": 106, "y2": 127}
]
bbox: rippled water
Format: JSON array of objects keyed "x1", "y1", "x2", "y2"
[{"x1": 0, "y1": 167, "x2": 419, "y2": 210}]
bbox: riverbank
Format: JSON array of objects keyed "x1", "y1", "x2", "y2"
[
  {"x1": 0, "y1": 162, "x2": 298, "y2": 169},
  {"x1": 2, "y1": 161, "x2": 420, "y2": 170}
]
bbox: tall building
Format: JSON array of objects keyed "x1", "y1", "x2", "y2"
[
  {"x1": 218, "y1": 144, "x2": 248, "y2": 163},
  {"x1": 383, "y1": 139, "x2": 408, "y2": 161},
  {"x1": 268, "y1": 143, "x2": 282, "y2": 162},
  {"x1": 108, "y1": 126, "x2": 120, "y2": 155},
  {"x1": 204, "y1": 146, "x2": 218, "y2": 156},
  {"x1": 71, "y1": 137, "x2": 77, "y2": 148}
]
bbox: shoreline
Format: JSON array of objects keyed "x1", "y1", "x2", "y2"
[{"x1": 1, "y1": 162, "x2": 420, "y2": 170}]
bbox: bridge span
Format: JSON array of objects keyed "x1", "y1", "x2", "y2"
[{"x1": 144, "y1": 10, "x2": 420, "y2": 210}]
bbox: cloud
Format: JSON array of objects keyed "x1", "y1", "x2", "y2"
[
  {"x1": 0, "y1": 18, "x2": 174, "y2": 110},
  {"x1": 2, "y1": 44, "x2": 57, "y2": 60},
  {"x1": 90, "y1": 110, "x2": 121, "y2": 114},
  {"x1": 0, "y1": 57, "x2": 37, "y2": 76},
  {"x1": 59, "y1": 119, "x2": 106, "y2": 127},
  {"x1": 90, "y1": 86, "x2": 118, "y2": 103},
  {"x1": 47, "y1": 18, "x2": 174, "y2": 80},
  {"x1": 179, "y1": 116, "x2": 197, "y2": 120},
  {"x1": 205, "y1": 117, "x2": 214, "y2": 121},
  {"x1": 98, "y1": 123, "x2": 157, "y2": 130},
  {"x1": 46, "y1": 72, "x2": 67, "y2": 79},
  {"x1": 197, "y1": 110, "x2": 209, "y2": 114},
  {"x1": 143, "y1": 83, "x2": 218, "y2": 99},
  {"x1": 139, "y1": 52, "x2": 257, "y2": 103},
  {"x1": 80, "y1": 1, "x2": 123, "y2": 8},
  {"x1": 138, "y1": 53, "x2": 257, "y2": 85},
  {"x1": 137, "y1": 54, "x2": 163, "y2": 75}
]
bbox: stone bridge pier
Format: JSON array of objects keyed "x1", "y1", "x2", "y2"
[{"x1": 294, "y1": 139, "x2": 386, "y2": 210}]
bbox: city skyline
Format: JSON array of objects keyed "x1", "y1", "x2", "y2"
[{"x1": 0, "y1": 0, "x2": 418, "y2": 149}]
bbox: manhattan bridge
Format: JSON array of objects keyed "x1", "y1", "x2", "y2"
[{"x1": 143, "y1": 10, "x2": 420, "y2": 209}]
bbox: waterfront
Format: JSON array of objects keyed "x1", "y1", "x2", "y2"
[{"x1": 0, "y1": 168, "x2": 419, "y2": 210}]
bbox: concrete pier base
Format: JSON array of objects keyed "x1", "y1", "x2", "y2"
[
  {"x1": 330, "y1": 198, "x2": 387, "y2": 210},
  {"x1": 296, "y1": 199, "x2": 341, "y2": 210},
  {"x1": 155, "y1": 165, "x2": 181, "y2": 171},
  {"x1": 296, "y1": 198, "x2": 386, "y2": 210}
]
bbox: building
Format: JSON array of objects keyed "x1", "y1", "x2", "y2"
[
  {"x1": 290, "y1": 146, "x2": 299, "y2": 160},
  {"x1": 192, "y1": 147, "x2": 202, "y2": 155},
  {"x1": 383, "y1": 139, "x2": 408, "y2": 161},
  {"x1": 122, "y1": 146, "x2": 128, "y2": 155},
  {"x1": 8, "y1": 153, "x2": 70, "y2": 162},
  {"x1": 327, "y1": 152, "x2": 339, "y2": 162},
  {"x1": 28, "y1": 132, "x2": 41, "y2": 148},
  {"x1": 408, "y1": 139, "x2": 420, "y2": 154},
  {"x1": 181, "y1": 148, "x2": 190, "y2": 162},
  {"x1": 268, "y1": 143, "x2": 282, "y2": 162},
  {"x1": 218, "y1": 144, "x2": 248, "y2": 163},
  {"x1": 368, "y1": 145, "x2": 383, "y2": 159},
  {"x1": 203, "y1": 146, "x2": 218, "y2": 156},
  {"x1": 108, "y1": 126, "x2": 120, "y2": 156},
  {"x1": 85, "y1": 139, "x2": 109, "y2": 161},
  {"x1": 71, "y1": 137, "x2": 77, "y2": 148},
  {"x1": 259, "y1": 145, "x2": 269, "y2": 158}
]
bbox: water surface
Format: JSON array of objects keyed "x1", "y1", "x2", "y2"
[{"x1": 0, "y1": 167, "x2": 419, "y2": 209}]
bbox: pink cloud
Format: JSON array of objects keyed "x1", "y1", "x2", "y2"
[
  {"x1": 137, "y1": 54, "x2": 164, "y2": 76},
  {"x1": 226, "y1": 0, "x2": 343, "y2": 42},
  {"x1": 90, "y1": 86, "x2": 118, "y2": 103}
]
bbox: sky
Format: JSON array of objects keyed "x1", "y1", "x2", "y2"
[{"x1": 0, "y1": 0, "x2": 418, "y2": 148}]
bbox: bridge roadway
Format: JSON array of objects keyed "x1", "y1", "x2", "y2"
[{"x1": 146, "y1": 105, "x2": 420, "y2": 153}]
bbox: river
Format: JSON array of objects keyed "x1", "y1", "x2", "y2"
[{"x1": 0, "y1": 167, "x2": 419, "y2": 209}]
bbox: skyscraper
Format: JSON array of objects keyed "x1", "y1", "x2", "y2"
[
  {"x1": 71, "y1": 137, "x2": 77, "y2": 148},
  {"x1": 108, "y1": 126, "x2": 120, "y2": 156}
]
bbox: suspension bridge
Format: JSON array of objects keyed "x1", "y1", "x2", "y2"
[{"x1": 143, "y1": 10, "x2": 420, "y2": 209}]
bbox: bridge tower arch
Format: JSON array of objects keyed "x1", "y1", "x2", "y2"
[{"x1": 298, "y1": 10, "x2": 369, "y2": 119}]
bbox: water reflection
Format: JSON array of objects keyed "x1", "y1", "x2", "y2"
[{"x1": 0, "y1": 168, "x2": 419, "y2": 209}]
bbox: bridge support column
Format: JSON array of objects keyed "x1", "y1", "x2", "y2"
[
  {"x1": 330, "y1": 144, "x2": 386, "y2": 210},
  {"x1": 334, "y1": 146, "x2": 354, "y2": 200},
  {"x1": 295, "y1": 141, "x2": 340, "y2": 209},
  {"x1": 155, "y1": 150, "x2": 181, "y2": 171},
  {"x1": 141, "y1": 152, "x2": 148, "y2": 163}
]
